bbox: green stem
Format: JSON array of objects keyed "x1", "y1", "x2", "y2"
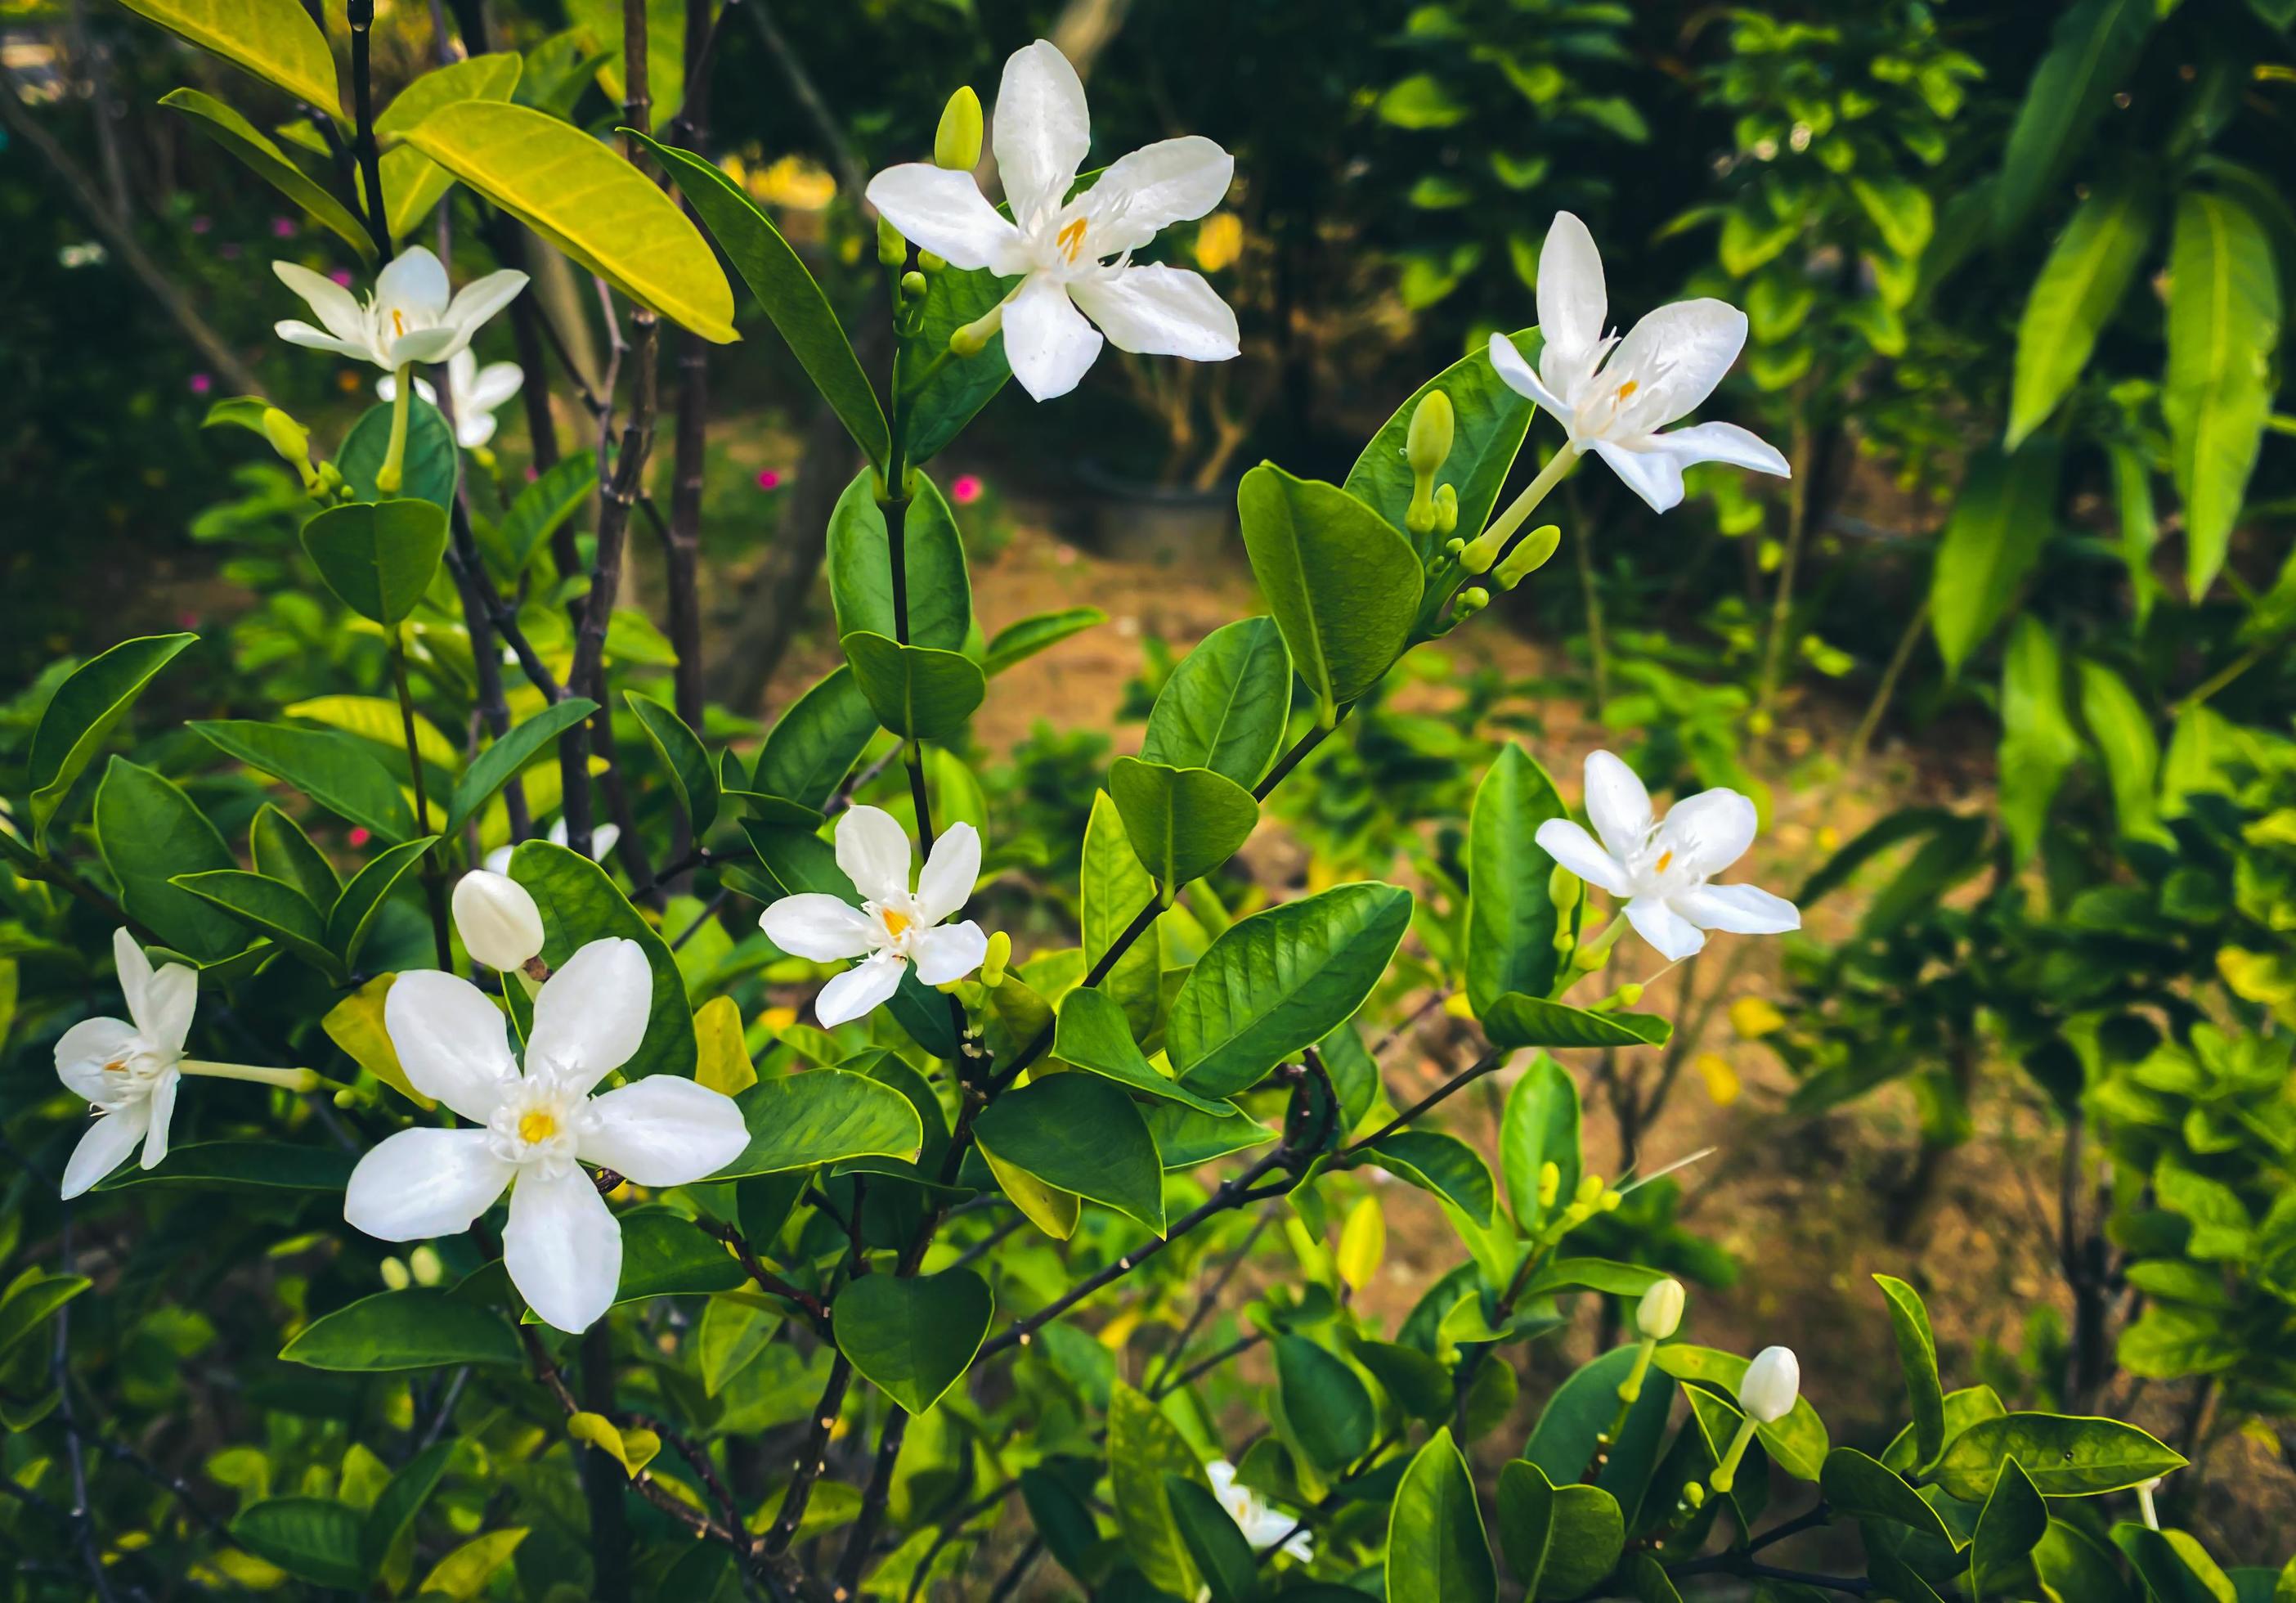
[
  {"x1": 377, "y1": 366, "x2": 412, "y2": 494},
  {"x1": 1555, "y1": 914, "x2": 1629, "y2": 996},
  {"x1": 178, "y1": 1061, "x2": 318, "y2": 1091},
  {"x1": 1482, "y1": 442, "x2": 1580, "y2": 555},
  {"x1": 388, "y1": 626, "x2": 454, "y2": 971},
  {"x1": 1710, "y1": 1417, "x2": 1758, "y2": 1495}
]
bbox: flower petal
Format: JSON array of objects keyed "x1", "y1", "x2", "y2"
[
  {"x1": 1488, "y1": 331, "x2": 1568, "y2": 420},
  {"x1": 1672, "y1": 882, "x2": 1800, "y2": 936},
  {"x1": 1649, "y1": 420, "x2": 1791, "y2": 478},
  {"x1": 1002, "y1": 274, "x2": 1104, "y2": 402},
  {"x1": 1624, "y1": 895, "x2": 1707, "y2": 962},
  {"x1": 111, "y1": 927, "x2": 156, "y2": 1030},
  {"x1": 272, "y1": 261, "x2": 369, "y2": 346},
  {"x1": 55, "y1": 1016, "x2": 138, "y2": 1103},
  {"x1": 141, "y1": 1068, "x2": 179, "y2": 1170},
  {"x1": 911, "y1": 920, "x2": 989, "y2": 986},
  {"x1": 527, "y1": 938, "x2": 653, "y2": 1094},
  {"x1": 760, "y1": 893, "x2": 881, "y2": 962},
  {"x1": 994, "y1": 38, "x2": 1091, "y2": 222},
  {"x1": 1590, "y1": 438, "x2": 1687, "y2": 514},
  {"x1": 916, "y1": 821, "x2": 983, "y2": 925},
  {"x1": 504, "y1": 1165, "x2": 621, "y2": 1333},
  {"x1": 375, "y1": 245, "x2": 451, "y2": 321},
  {"x1": 467, "y1": 358, "x2": 525, "y2": 412},
  {"x1": 1533, "y1": 819, "x2": 1632, "y2": 897},
  {"x1": 445, "y1": 269, "x2": 528, "y2": 338},
  {"x1": 1087, "y1": 136, "x2": 1233, "y2": 252},
  {"x1": 1658, "y1": 788, "x2": 1760, "y2": 878},
  {"x1": 1536, "y1": 211, "x2": 1608, "y2": 368},
  {"x1": 344, "y1": 1127, "x2": 514, "y2": 1240},
  {"x1": 1606, "y1": 299, "x2": 1747, "y2": 433},
  {"x1": 835, "y1": 805, "x2": 913, "y2": 905},
  {"x1": 865, "y1": 162, "x2": 1027, "y2": 272},
  {"x1": 276, "y1": 321, "x2": 382, "y2": 362},
  {"x1": 388, "y1": 325, "x2": 466, "y2": 366},
  {"x1": 578, "y1": 1077, "x2": 751, "y2": 1186},
  {"x1": 1581, "y1": 750, "x2": 1654, "y2": 862},
  {"x1": 1069, "y1": 265, "x2": 1239, "y2": 361},
  {"x1": 815, "y1": 954, "x2": 906, "y2": 1029},
  {"x1": 383, "y1": 969, "x2": 518, "y2": 1123},
  {"x1": 61, "y1": 1104, "x2": 149, "y2": 1200},
  {"x1": 128, "y1": 937, "x2": 198, "y2": 1057}
]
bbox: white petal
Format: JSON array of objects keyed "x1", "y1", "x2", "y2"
[
  {"x1": 388, "y1": 325, "x2": 466, "y2": 366},
  {"x1": 865, "y1": 163, "x2": 1028, "y2": 272},
  {"x1": 455, "y1": 411, "x2": 499, "y2": 449},
  {"x1": 135, "y1": 959, "x2": 199, "y2": 1058},
  {"x1": 276, "y1": 321, "x2": 383, "y2": 363},
  {"x1": 1659, "y1": 788, "x2": 1760, "y2": 878},
  {"x1": 112, "y1": 927, "x2": 156, "y2": 1029},
  {"x1": 55, "y1": 1016, "x2": 139, "y2": 1102},
  {"x1": 1672, "y1": 882, "x2": 1800, "y2": 936},
  {"x1": 1536, "y1": 211, "x2": 1608, "y2": 367},
  {"x1": 1649, "y1": 420, "x2": 1792, "y2": 478},
  {"x1": 1606, "y1": 299, "x2": 1747, "y2": 432},
  {"x1": 909, "y1": 920, "x2": 988, "y2": 986},
  {"x1": 815, "y1": 954, "x2": 906, "y2": 1029},
  {"x1": 272, "y1": 261, "x2": 368, "y2": 346},
  {"x1": 578, "y1": 1077, "x2": 751, "y2": 1185},
  {"x1": 383, "y1": 970, "x2": 518, "y2": 1123},
  {"x1": 1002, "y1": 274, "x2": 1104, "y2": 402},
  {"x1": 994, "y1": 39, "x2": 1092, "y2": 222},
  {"x1": 344, "y1": 1128, "x2": 514, "y2": 1240},
  {"x1": 375, "y1": 246, "x2": 451, "y2": 321},
  {"x1": 527, "y1": 938, "x2": 653, "y2": 1094},
  {"x1": 61, "y1": 1104, "x2": 148, "y2": 1200},
  {"x1": 590, "y1": 823, "x2": 621, "y2": 863},
  {"x1": 376, "y1": 371, "x2": 442, "y2": 404},
  {"x1": 504, "y1": 1166, "x2": 621, "y2": 1333},
  {"x1": 916, "y1": 822, "x2": 983, "y2": 925},
  {"x1": 1069, "y1": 265, "x2": 1239, "y2": 361},
  {"x1": 483, "y1": 845, "x2": 513, "y2": 874},
  {"x1": 445, "y1": 269, "x2": 528, "y2": 339},
  {"x1": 1590, "y1": 438, "x2": 1687, "y2": 514},
  {"x1": 760, "y1": 893, "x2": 881, "y2": 961},
  {"x1": 834, "y1": 805, "x2": 913, "y2": 905},
  {"x1": 466, "y1": 359, "x2": 525, "y2": 412},
  {"x1": 1581, "y1": 751, "x2": 1654, "y2": 862},
  {"x1": 1487, "y1": 331, "x2": 1569, "y2": 420},
  {"x1": 1624, "y1": 896, "x2": 1708, "y2": 962},
  {"x1": 1532, "y1": 819, "x2": 1632, "y2": 898},
  {"x1": 141, "y1": 1068, "x2": 179, "y2": 1170},
  {"x1": 1087, "y1": 137, "x2": 1233, "y2": 253}
]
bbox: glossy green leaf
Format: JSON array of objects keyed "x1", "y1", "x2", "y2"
[
  {"x1": 611, "y1": 1209, "x2": 744, "y2": 1303},
  {"x1": 841, "y1": 631, "x2": 985, "y2": 741},
  {"x1": 1020, "y1": 1467, "x2": 1101, "y2": 1588},
  {"x1": 114, "y1": 0, "x2": 339, "y2": 111},
  {"x1": 492, "y1": 451, "x2": 595, "y2": 576},
  {"x1": 715, "y1": 1071, "x2": 924, "y2": 1179},
  {"x1": 1482, "y1": 994, "x2": 1670, "y2": 1052},
  {"x1": 403, "y1": 102, "x2": 737, "y2": 342},
  {"x1": 985, "y1": 607, "x2": 1105, "y2": 676},
  {"x1": 1139, "y1": 616, "x2": 1293, "y2": 788},
  {"x1": 1882, "y1": 1383, "x2": 2007, "y2": 1475},
  {"x1": 1345, "y1": 329, "x2": 1539, "y2": 564},
  {"x1": 752, "y1": 668, "x2": 874, "y2": 812},
  {"x1": 1934, "y1": 1413, "x2": 2185, "y2": 1502},
  {"x1": 1107, "y1": 1383, "x2": 1209, "y2": 1597},
  {"x1": 2035, "y1": 1521, "x2": 2137, "y2": 1603},
  {"x1": 1873, "y1": 1274, "x2": 1948, "y2": 1471},
  {"x1": 1998, "y1": 617, "x2": 2081, "y2": 867},
  {"x1": 1238, "y1": 464, "x2": 1422, "y2": 722},
  {"x1": 1164, "y1": 1475, "x2": 1261, "y2": 1603},
  {"x1": 285, "y1": 695, "x2": 458, "y2": 773},
  {"x1": 92, "y1": 757, "x2": 245, "y2": 961},
  {"x1": 231, "y1": 1498, "x2": 366, "y2": 1589},
  {"x1": 374, "y1": 53, "x2": 524, "y2": 240},
  {"x1": 1971, "y1": 1457, "x2": 2047, "y2": 1593},
  {"x1": 625, "y1": 692, "x2": 717, "y2": 836},
  {"x1": 1145, "y1": 1102, "x2": 1276, "y2": 1169},
  {"x1": 832, "y1": 1268, "x2": 992, "y2": 1413},
  {"x1": 192, "y1": 720, "x2": 417, "y2": 842},
  {"x1": 1520, "y1": 1258, "x2": 1668, "y2": 1300},
  {"x1": 1522, "y1": 1345, "x2": 1674, "y2": 1524},
  {"x1": 1496, "y1": 1459, "x2": 1622, "y2": 1600},
  {"x1": 327, "y1": 837, "x2": 439, "y2": 966},
  {"x1": 361, "y1": 1439, "x2": 459, "y2": 1578},
  {"x1": 827, "y1": 470, "x2": 971, "y2": 651},
  {"x1": 2114, "y1": 1524, "x2": 2231, "y2": 1603},
  {"x1": 1348, "y1": 1334, "x2": 1453, "y2": 1422},
  {"x1": 1355, "y1": 1131, "x2": 1496, "y2": 1228},
  {"x1": 904, "y1": 262, "x2": 1016, "y2": 467},
  {"x1": 1465, "y1": 743, "x2": 1568, "y2": 1016},
  {"x1": 446, "y1": 699, "x2": 596, "y2": 833},
  {"x1": 2077, "y1": 658, "x2": 2169, "y2": 846},
  {"x1": 1276, "y1": 1334, "x2": 1375, "y2": 1471},
  {"x1": 697, "y1": 1296, "x2": 779, "y2": 1397},
  {"x1": 339, "y1": 399, "x2": 460, "y2": 514},
  {"x1": 95, "y1": 1141, "x2": 354, "y2": 1192},
  {"x1": 1993, "y1": 0, "x2": 2154, "y2": 236},
  {"x1": 508, "y1": 839, "x2": 696, "y2": 1080},
  {"x1": 298, "y1": 498, "x2": 451, "y2": 626},
  {"x1": 0, "y1": 1274, "x2": 91, "y2": 1365},
  {"x1": 1169, "y1": 882, "x2": 1413, "y2": 1098},
  {"x1": 2007, "y1": 177, "x2": 2155, "y2": 450},
  {"x1": 28, "y1": 632, "x2": 197, "y2": 846},
  {"x1": 1501, "y1": 1053, "x2": 1581, "y2": 1233},
  {"x1": 1052, "y1": 987, "x2": 1242, "y2": 1116},
  {"x1": 1387, "y1": 1427, "x2": 1496, "y2": 1603},
  {"x1": 1083, "y1": 789, "x2": 1162, "y2": 1040},
  {"x1": 1651, "y1": 1345, "x2": 1829, "y2": 1480},
  {"x1": 975, "y1": 1073, "x2": 1164, "y2": 1233},
  {"x1": 1929, "y1": 443, "x2": 2063, "y2": 676},
  {"x1": 159, "y1": 88, "x2": 374, "y2": 259},
  {"x1": 1818, "y1": 1447, "x2": 1955, "y2": 1547},
  {"x1": 1110, "y1": 757, "x2": 1258, "y2": 892},
  {"x1": 2165, "y1": 191, "x2": 2280, "y2": 599},
  {"x1": 281, "y1": 1291, "x2": 524, "y2": 1372},
  {"x1": 171, "y1": 869, "x2": 342, "y2": 980}
]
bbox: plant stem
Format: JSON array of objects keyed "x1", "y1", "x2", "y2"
[
  {"x1": 344, "y1": 0, "x2": 392, "y2": 261},
  {"x1": 1756, "y1": 410, "x2": 1814, "y2": 722},
  {"x1": 389, "y1": 625, "x2": 454, "y2": 970},
  {"x1": 1845, "y1": 597, "x2": 1928, "y2": 769},
  {"x1": 378, "y1": 366, "x2": 413, "y2": 494},
  {"x1": 579, "y1": 1324, "x2": 630, "y2": 1603},
  {"x1": 1343, "y1": 1048, "x2": 1506, "y2": 1155},
  {"x1": 1483, "y1": 442, "x2": 1580, "y2": 553}
]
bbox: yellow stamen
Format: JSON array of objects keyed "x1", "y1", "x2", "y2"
[
  {"x1": 1656, "y1": 850, "x2": 1674, "y2": 874},
  {"x1": 1616, "y1": 379, "x2": 1639, "y2": 401},
  {"x1": 518, "y1": 1111, "x2": 558, "y2": 1144},
  {"x1": 392, "y1": 308, "x2": 406, "y2": 339},
  {"x1": 1056, "y1": 217, "x2": 1088, "y2": 263},
  {"x1": 881, "y1": 908, "x2": 913, "y2": 939},
  {"x1": 102, "y1": 1056, "x2": 132, "y2": 1075}
]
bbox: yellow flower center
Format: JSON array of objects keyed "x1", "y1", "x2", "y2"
[
  {"x1": 1056, "y1": 217, "x2": 1088, "y2": 263},
  {"x1": 1616, "y1": 379, "x2": 1639, "y2": 402},
  {"x1": 392, "y1": 308, "x2": 406, "y2": 339},
  {"x1": 881, "y1": 908, "x2": 913, "y2": 939},
  {"x1": 1656, "y1": 850, "x2": 1674, "y2": 874},
  {"x1": 518, "y1": 1110, "x2": 558, "y2": 1144}
]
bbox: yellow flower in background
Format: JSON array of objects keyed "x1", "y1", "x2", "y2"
[
  {"x1": 1195, "y1": 211, "x2": 1244, "y2": 272},
  {"x1": 1694, "y1": 1053, "x2": 1742, "y2": 1107},
  {"x1": 1729, "y1": 995, "x2": 1787, "y2": 1039},
  {"x1": 755, "y1": 155, "x2": 838, "y2": 211}
]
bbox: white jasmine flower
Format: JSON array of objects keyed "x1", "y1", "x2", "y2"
[
  {"x1": 865, "y1": 39, "x2": 1239, "y2": 402},
  {"x1": 377, "y1": 347, "x2": 525, "y2": 447},
  {"x1": 1206, "y1": 1458, "x2": 1312, "y2": 1563},
  {"x1": 1636, "y1": 1277, "x2": 1686, "y2": 1341},
  {"x1": 1488, "y1": 212, "x2": 1788, "y2": 514},
  {"x1": 1536, "y1": 751, "x2": 1799, "y2": 962},
  {"x1": 274, "y1": 246, "x2": 527, "y2": 372},
  {"x1": 758, "y1": 806, "x2": 988, "y2": 1028},
  {"x1": 452, "y1": 869, "x2": 545, "y2": 972},
  {"x1": 483, "y1": 817, "x2": 621, "y2": 875},
  {"x1": 1738, "y1": 1345, "x2": 1800, "y2": 1423},
  {"x1": 343, "y1": 939, "x2": 748, "y2": 1332}
]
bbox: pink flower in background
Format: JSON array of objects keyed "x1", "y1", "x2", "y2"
[
  {"x1": 271, "y1": 217, "x2": 296, "y2": 239},
  {"x1": 951, "y1": 474, "x2": 984, "y2": 505},
  {"x1": 176, "y1": 611, "x2": 200, "y2": 629},
  {"x1": 190, "y1": 216, "x2": 212, "y2": 236},
  {"x1": 348, "y1": 827, "x2": 372, "y2": 848},
  {"x1": 526, "y1": 465, "x2": 540, "y2": 482},
  {"x1": 328, "y1": 269, "x2": 354, "y2": 288},
  {"x1": 188, "y1": 373, "x2": 212, "y2": 395},
  {"x1": 756, "y1": 469, "x2": 784, "y2": 491},
  {"x1": 219, "y1": 243, "x2": 242, "y2": 260}
]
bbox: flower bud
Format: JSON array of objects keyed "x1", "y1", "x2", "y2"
[
  {"x1": 1683, "y1": 1481, "x2": 1706, "y2": 1510},
  {"x1": 1575, "y1": 1172, "x2": 1606, "y2": 1208},
  {"x1": 1406, "y1": 390, "x2": 1455, "y2": 478},
  {"x1": 1434, "y1": 483, "x2": 1459, "y2": 535},
  {"x1": 900, "y1": 269, "x2": 928, "y2": 300},
  {"x1": 1738, "y1": 1345, "x2": 1800, "y2": 1423},
  {"x1": 950, "y1": 303, "x2": 1004, "y2": 357},
  {"x1": 452, "y1": 870, "x2": 545, "y2": 972},
  {"x1": 1636, "y1": 1277, "x2": 1685, "y2": 1340},
  {"x1": 1496, "y1": 523, "x2": 1563, "y2": 588},
  {"x1": 935, "y1": 85, "x2": 984, "y2": 171},
  {"x1": 877, "y1": 213, "x2": 907, "y2": 267},
  {"x1": 1549, "y1": 863, "x2": 1581, "y2": 914},
  {"x1": 981, "y1": 930, "x2": 1011, "y2": 988},
  {"x1": 1536, "y1": 1161, "x2": 1560, "y2": 1209},
  {"x1": 261, "y1": 406, "x2": 318, "y2": 490},
  {"x1": 918, "y1": 250, "x2": 947, "y2": 274},
  {"x1": 1600, "y1": 1188, "x2": 1622, "y2": 1212},
  {"x1": 1457, "y1": 586, "x2": 1490, "y2": 614},
  {"x1": 380, "y1": 1256, "x2": 410, "y2": 1291},
  {"x1": 409, "y1": 1245, "x2": 443, "y2": 1286}
]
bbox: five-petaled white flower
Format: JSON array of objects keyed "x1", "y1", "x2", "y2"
[
  {"x1": 1536, "y1": 751, "x2": 1799, "y2": 963},
  {"x1": 379, "y1": 347, "x2": 525, "y2": 448},
  {"x1": 484, "y1": 817, "x2": 621, "y2": 877},
  {"x1": 53, "y1": 930, "x2": 195, "y2": 1198},
  {"x1": 759, "y1": 806, "x2": 989, "y2": 1028},
  {"x1": 343, "y1": 939, "x2": 749, "y2": 1333},
  {"x1": 1488, "y1": 212, "x2": 1788, "y2": 514},
  {"x1": 865, "y1": 38, "x2": 1240, "y2": 402},
  {"x1": 1206, "y1": 1459, "x2": 1312, "y2": 1563},
  {"x1": 274, "y1": 245, "x2": 527, "y2": 372}
]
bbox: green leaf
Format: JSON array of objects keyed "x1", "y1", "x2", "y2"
[
  {"x1": 697, "y1": 1295, "x2": 779, "y2": 1397},
  {"x1": 402, "y1": 101, "x2": 736, "y2": 342},
  {"x1": 2165, "y1": 191, "x2": 2281, "y2": 599},
  {"x1": 1354, "y1": 1131, "x2": 1496, "y2": 1228},
  {"x1": 113, "y1": 0, "x2": 339, "y2": 111},
  {"x1": 191, "y1": 720, "x2": 417, "y2": 842},
  {"x1": 826, "y1": 470, "x2": 971, "y2": 651},
  {"x1": 27, "y1": 631, "x2": 198, "y2": 846},
  {"x1": 1348, "y1": 1334, "x2": 1453, "y2": 1422},
  {"x1": 94, "y1": 1140, "x2": 354, "y2": 1192},
  {"x1": 361, "y1": 1439, "x2": 457, "y2": 1578},
  {"x1": 374, "y1": 53, "x2": 523, "y2": 240},
  {"x1": 2036, "y1": 1521, "x2": 2137, "y2": 1603},
  {"x1": 1519, "y1": 1258, "x2": 1670, "y2": 1300},
  {"x1": 419, "y1": 1528, "x2": 528, "y2": 1599},
  {"x1": 2077, "y1": 658, "x2": 2169, "y2": 846},
  {"x1": 751, "y1": 668, "x2": 874, "y2": 812},
  {"x1": 286, "y1": 694, "x2": 459, "y2": 773},
  {"x1": 1107, "y1": 1382, "x2": 1209, "y2": 1597},
  {"x1": 0, "y1": 1273, "x2": 91, "y2": 1365},
  {"x1": 492, "y1": 451, "x2": 595, "y2": 575},
  {"x1": 840, "y1": 631, "x2": 985, "y2": 741},
  {"x1": 1883, "y1": 1383, "x2": 2007, "y2": 1474},
  {"x1": 446, "y1": 698, "x2": 597, "y2": 833},
  {"x1": 1146, "y1": 1102, "x2": 1276, "y2": 1169},
  {"x1": 1139, "y1": 616, "x2": 1294, "y2": 788},
  {"x1": 974, "y1": 1073, "x2": 1165, "y2": 1234},
  {"x1": 1993, "y1": 0, "x2": 2154, "y2": 237},
  {"x1": 1628, "y1": 1553, "x2": 1686, "y2": 1603},
  {"x1": 1481, "y1": 994, "x2": 1670, "y2": 1051},
  {"x1": 1052, "y1": 987, "x2": 1244, "y2": 1116},
  {"x1": 1238, "y1": 464, "x2": 1423, "y2": 722},
  {"x1": 904, "y1": 262, "x2": 1018, "y2": 468},
  {"x1": 1083, "y1": 790, "x2": 1162, "y2": 1040},
  {"x1": 1651, "y1": 1345, "x2": 1829, "y2": 1480},
  {"x1": 2007, "y1": 177, "x2": 2155, "y2": 450},
  {"x1": 1168, "y1": 882, "x2": 1413, "y2": 1098},
  {"x1": 1496, "y1": 1459, "x2": 1622, "y2": 1601},
  {"x1": 1873, "y1": 1274, "x2": 1948, "y2": 1471},
  {"x1": 1933, "y1": 1413, "x2": 2186, "y2": 1502},
  {"x1": 281, "y1": 1291, "x2": 524, "y2": 1372},
  {"x1": 92, "y1": 757, "x2": 244, "y2": 961},
  {"x1": 509, "y1": 839, "x2": 696, "y2": 1080},
  {"x1": 1465, "y1": 743, "x2": 1568, "y2": 1017},
  {"x1": 1020, "y1": 1467, "x2": 1102, "y2": 1587},
  {"x1": 1929, "y1": 443, "x2": 2063, "y2": 676},
  {"x1": 159, "y1": 88, "x2": 374, "y2": 260},
  {"x1": 986, "y1": 607, "x2": 1105, "y2": 677},
  {"x1": 1164, "y1": 1475, "x2": 1262, "y2": 1603},
  {"x1": 1110, "y1": 757, "x2": 1259, "y2": 892},
  {"x1": 639, "y1": 131, "x2": 888, "y2": 465},
  {"x1": 610, "y1": 1209, "x2": 745, "y2": 1303},
  {"x1": 1501, "y1": 1053, "x2": 1581, "y2": 1233},
  {"x1": 2114, "y1": 1525, "x2": 2235, "y2": 1603},
  {"x1": 1971, "y1": 1457, "x2": 2048, "y2": 1593},
  {"x1": 171, "y1": 869, "x2": 343, "y2": 980},
  {"x1": 1276, "y1": 1334, "x2": 1375, "y2": 1471},
  {"x1": 298, "y1": 498, "x2": 451, "y2": 626},
  {"x1": 624, "y1": 692, "x2": 717, "y2": 836},
  {"x1": 339, "y1": 400, "x2": 460, "y2": 514},
  {"x1": 1522, "y1": 1346, "x2": 1675, "y2": 1521},
  {"x1": 832, "y1": 1268, "x2": 993, "y2": 1414},
  {"x1": 715, "y1": 1071, "x2": 924, "y2": 1179},
  {"x1": 231, "y1": 1498, "x2": 367, "y2": 1589},
  {"x1": 327, "y1": 837, "x2": 439, "y2": 967},
  {"x1": 1344, "y1": 330, "x2": 1540, "y2": 565},
  {"x1": 1998, "y1": 617, "x2": 2081, "y2": 867},
  {"x1": 1387, "y1": 1427, "x2": 1496, "y2": 1603},
  {"x1": 1818, "y1": 1447, "x2": 1955, "y2": 1547}
]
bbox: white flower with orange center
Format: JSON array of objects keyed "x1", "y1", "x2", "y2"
[
  {"x1": 1206, "y1": 1459, "x2": 1312, "y2": 1563},
  {"x1": 273, "y1": 245, "x2": 527, "y2": 372}
]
